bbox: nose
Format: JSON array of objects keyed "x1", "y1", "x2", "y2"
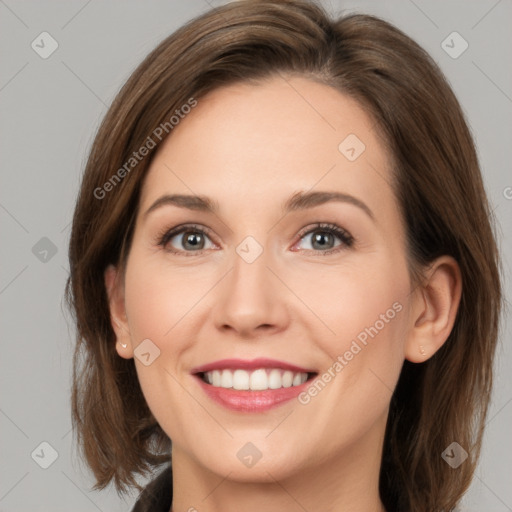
[{"x1": 212, "y1": 242, "x2": 290, "y2": 339}]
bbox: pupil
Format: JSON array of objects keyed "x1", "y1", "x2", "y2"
[
  {"x1": 313, "y1": 232, "x2": 332, "y2": 250},
  {"x1": 185, "y1": 232, "x2": 203, "y2": 250}
]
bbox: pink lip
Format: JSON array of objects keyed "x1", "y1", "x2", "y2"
[
  {"x1": 194, "y1": 375, "x2": 314, "y2": 412},
  {"x1": 190, "y1": 358, "x2": 315, "y2": 374},
  {"x1": 190, "y1": 358, "x2": 317, "y2": 413}
]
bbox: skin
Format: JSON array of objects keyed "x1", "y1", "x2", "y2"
[{"x1": 105, "y1": 75, "x2": 462, "y2": 512}]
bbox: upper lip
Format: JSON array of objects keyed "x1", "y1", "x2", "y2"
[{"x1": 191, "y1": 358, "x2": 316, "y2": 374}]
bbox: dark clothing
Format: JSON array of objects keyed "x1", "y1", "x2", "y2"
[{"x1": 130, "y1": 465, "x2": 173, "y2": 512}]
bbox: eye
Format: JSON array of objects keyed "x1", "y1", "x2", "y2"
[
  {"x1": 155, "y1": 222, "x2": 354, "y2": 256},
  {"x1": 294, "y1": 223, "x2": 354, "y2": 255},
  {"x1": 156, "y1": 224, "x2": 216, "y2": 256}
]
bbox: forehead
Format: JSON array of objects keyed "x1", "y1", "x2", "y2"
[{"x1": 140, "y1": 75, "x2": 394, "y2": 215}]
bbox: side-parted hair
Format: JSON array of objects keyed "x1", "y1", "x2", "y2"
[{"x1": 65, "y1": 1, "x2": 503, "y2": 510}]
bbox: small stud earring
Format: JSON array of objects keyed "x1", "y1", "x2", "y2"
[
  {"x1": 419, "y1": 345, "x2": 426, "y2": 356},
  {"x1": 120, "y1": 342, "x2": 127, "y2": 349}
]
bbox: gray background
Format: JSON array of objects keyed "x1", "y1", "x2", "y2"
[{"x1": 1, "y1": 0, "x2": 511, "y2": 510}]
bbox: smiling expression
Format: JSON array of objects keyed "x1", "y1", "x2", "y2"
[{"x1": 109, "y1": 74, "x2": 416, "y2": 482}]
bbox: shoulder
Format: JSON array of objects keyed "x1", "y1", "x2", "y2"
[{"x1": 130, "y1": 465, "x2": 173, "y2": 512}]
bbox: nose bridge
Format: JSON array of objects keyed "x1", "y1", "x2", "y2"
[
  {"x1": 232, "y1": 236, "x2": 269, "y2": 292},
  {"x1": 213, "y1": 233, "x2": 288, "y2": 334},
  {"x1": 229, "y1": 235, "x2": 274, "y2": 308}
]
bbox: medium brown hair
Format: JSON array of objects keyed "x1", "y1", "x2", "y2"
[{"x1": 65, "y1": 1, "x2": 503, "y2": 510}]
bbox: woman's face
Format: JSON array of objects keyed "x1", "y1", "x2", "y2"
[{"x1": 111, "y1": 75, "x2": 417, "y2": 482}]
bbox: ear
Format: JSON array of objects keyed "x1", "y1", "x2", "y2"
[
  {"x1": 104, "y1": 264, "x2": 134, "y2": 359},
  {"x1": 405, "y1": 256, "x2": 462, "y2": 363}
]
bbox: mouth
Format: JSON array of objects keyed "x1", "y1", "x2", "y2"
[
  {"x1": 191, "y1": 358, "x2": 318, "y2": 412},
  {"x1": 197, "y1": 368, "x2": 317, "y2": 390}
]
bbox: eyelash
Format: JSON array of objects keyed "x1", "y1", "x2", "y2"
[{"x1": 154, "y1": 222, "x2": 355, "y2": 257}]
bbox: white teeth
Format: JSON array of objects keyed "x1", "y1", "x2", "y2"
[
  {"x1": 202, "y1": 368, "x2": 309, "y2": 390},
  {"x1": 220, "y1": 369, "x2": 233, "y2": 388},
  {"x1": 233, "y1": 369, "x2": 250, "y2": 390},
  {"x1": 282, "y1": 370, "x2": 293, "y2": 388},
  {"x1": 292, "y1": 372, "x2": 302, "y2": 386},
  {"x1": 268, "y1": 369, "x2": 282, "y2": 389},
  {"x1": 212, "y1": 370, "x2": 221, "y2": 387},
  {"x1": 249, "y1": 369, "x2": 268, "y2": 390}
]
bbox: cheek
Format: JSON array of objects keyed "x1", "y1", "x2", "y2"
[
  {"x1": 122, "y1": 258, "x2": 199, "y2": 424},
  {"x1": 295, "y1": 259, "x2": 407, "y2": 342},
  {"x1": 294, "y1": 256, "x2": 409, "y2": 388},
  {"x1": 121, "y1": 269, "x2": 202, "y2": 447},
  {"x1": 123, "y1": 257, "x2": 205, "y2": 352},
  {"x1": 293, "y1": 266, "x2": 409, "y2": 447}
]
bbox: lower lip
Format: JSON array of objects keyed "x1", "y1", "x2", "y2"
[{"x1": 194, "y1": 375, "x2": 313, "y2": 412}]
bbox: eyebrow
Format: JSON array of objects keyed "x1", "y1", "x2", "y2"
[
  {"x1": 284, "y1": 191, "x2": 374, "y2": 220},
  {"x1": 143, "y1": 190, "x2": 374, "y2": 221}
]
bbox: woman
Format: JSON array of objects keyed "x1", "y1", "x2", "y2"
[{"x1": 66, "y1": 1, "x2": 503, "y2": 511}]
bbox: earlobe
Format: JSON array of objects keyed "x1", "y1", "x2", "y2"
[
  {"x1": 405, "y1": 256, "x2": 462, "y2": 363},
  {"x1": 104, "y1": 264, "x2": 134, "y2": 359}
]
